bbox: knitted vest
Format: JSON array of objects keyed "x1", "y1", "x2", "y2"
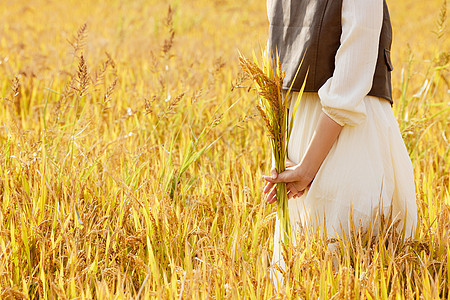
[{"x1": 267, "y1": 0, "x2": 394, "y2": 103}]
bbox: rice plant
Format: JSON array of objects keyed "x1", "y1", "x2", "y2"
[
  {"x1": 239, "y1": 51, "x2": 306, "y2": 246},
  {"x1": 0, "y1": 0, "x2": 448, "y2": 298}
]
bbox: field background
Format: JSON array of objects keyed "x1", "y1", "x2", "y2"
[{"x1": 0, "y1": 0, "x2": 448, "y2": 299}]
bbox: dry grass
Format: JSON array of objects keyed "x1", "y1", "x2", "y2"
[{"x1": 0, "y1": 0, "x2": 448, "y2": 299}]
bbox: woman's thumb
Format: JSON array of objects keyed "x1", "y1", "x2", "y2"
[{"x1": 271, "y1": 168, "x2": 278, "y2": 179}]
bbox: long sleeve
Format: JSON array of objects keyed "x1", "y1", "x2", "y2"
[{"x1": 318, "y1": 0, "x2": 384, "y2": 126}]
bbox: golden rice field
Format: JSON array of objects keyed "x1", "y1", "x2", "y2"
[{"x1": 0, "y1": 0, "x2": 449, "y2": 298}]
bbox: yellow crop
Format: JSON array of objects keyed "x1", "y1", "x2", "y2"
[{"x1": 0, "y1": 0, "x2": 448, "y2": 298}]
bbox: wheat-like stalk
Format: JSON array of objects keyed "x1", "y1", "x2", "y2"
[
  {"x1": 73, "y1": 53, "x2": 89, "y2": 97},
  {"x1": 68, "y1": 23, "x2": 87, "y2": 55},
  {"x1": 239, "y1": 51, "x2": 306, "y2": 244}
]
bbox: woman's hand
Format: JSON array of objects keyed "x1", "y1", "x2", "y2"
[
  {"x1": 265, "y1": 158, "x2": 297, "y2": 203},
  {"x1": 263, "y1": 163, "x2": 314, "y2": 204},
  {"x1": 263, "y1": 112, "x2": 343, "y2": 205}
]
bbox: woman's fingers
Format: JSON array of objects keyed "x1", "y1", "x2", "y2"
[
  {"x1": 266, "y1": 185, "x2": 277, "y2": 203},
  {"x1": 266, "y1": 183, "x2": 307, "y2": 202},
  {"x1": 263, "y1": 167, "x2": 311, "y2": 203},
  {"x1": 288, "y1": 191, "x2": 295, "y2": 199},
  {"x1": 287, "y1": 189, "x2": 293, "y2": 199},
  {"x1": 286, "y1": 183, "x2": 299, "y2": 195},
  {"x1": 264, "y1": 169, "x2": 295, "y2": 183},
  {"x1": 263, "y1": 181, "x2": 275, "y2": 194},
  {"x1": 288, "y1": 189, "x2": 305, "y2": 199},
  {"x1": 266, "y1": 192, "x2": 276, "y2": 204},
  {"x1": 263, "y1": 169, "x2": 278, "y2": 204},
  {"x1": 287, "y1": 182, "x2": 308, "y2": 199}
]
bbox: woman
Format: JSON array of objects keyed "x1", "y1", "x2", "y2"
[{"x1": 262, "y1": 0, "x2": 418, "y2": 287}]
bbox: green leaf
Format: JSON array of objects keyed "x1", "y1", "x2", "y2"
[{"x1": 287, "y1": 70, "x2": 308, "y2": 144}]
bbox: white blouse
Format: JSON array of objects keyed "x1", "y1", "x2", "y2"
[{"x1": 318, "y1": 0, "x2": 384, "y2": 126}]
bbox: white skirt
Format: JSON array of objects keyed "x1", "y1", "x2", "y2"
[{"x1": 271, "y1": 92, "x2": 417, "y2": 285}]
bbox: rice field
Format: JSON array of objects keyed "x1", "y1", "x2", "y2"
[{"x1": 0, "y1": 0, "x2": 448, "y2": 298}]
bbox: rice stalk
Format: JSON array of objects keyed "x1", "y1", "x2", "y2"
[{"x1": 239, "y1": 50, "x2": 306, "y2": 244}]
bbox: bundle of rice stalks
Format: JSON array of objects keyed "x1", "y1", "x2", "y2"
[{"x1": 239, "y1": 51, "x2": 306, "y2": 244}]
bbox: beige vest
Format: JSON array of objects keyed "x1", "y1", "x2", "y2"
[{"x1": 267, "y1": 0, "x2": 394, "y2": 103}]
